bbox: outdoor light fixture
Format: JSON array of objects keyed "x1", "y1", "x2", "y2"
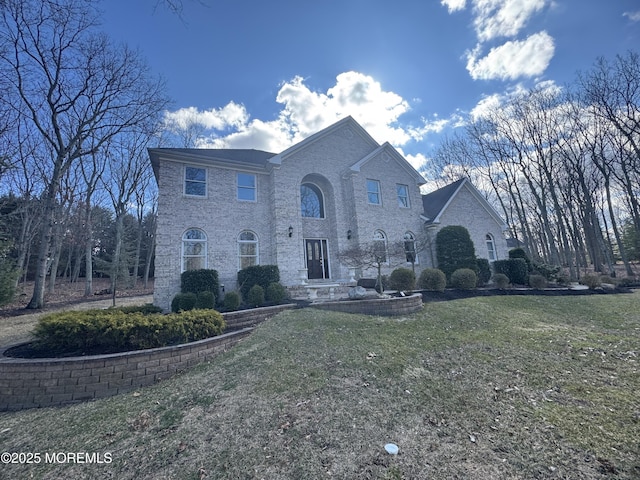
[
  {"x1": 288, "y1": 225, "x2": 293, "y2": 237},
  {"x1": 347, "y1": 229, "x2": 352, "y2": 240}
]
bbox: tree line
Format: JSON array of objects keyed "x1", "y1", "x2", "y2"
[
  {"x1": 429, "y1": 51, "x2": 640, "y2": 281},
  {"x1": 0, "y1": 0, "x2": 169, "y2": 308}
]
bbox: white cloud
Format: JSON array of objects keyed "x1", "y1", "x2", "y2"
[
  {"x1": 473, "y1": 0, "x2": 548, "y2": 42},
  {"x1": 178, "y1": 72, "x2": 425, "y2": 152},
  {"x1": 441, "y1": 0, "x2": 467, "y2": 13},
  {"x1": 623, "y1": 11, "x2": 640, "y2": 22},
  {"x1": 466, "y1": 31, "x2": 555, "y2": 80},
  {"x1": 164, "y1": 102, "x2": 248, "y2": 131}
]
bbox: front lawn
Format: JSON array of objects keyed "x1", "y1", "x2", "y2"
[{"x1": 1, "y1": 292, "x2": 638, "y2": 479}]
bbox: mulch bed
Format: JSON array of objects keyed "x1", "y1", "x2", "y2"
[{"x1": 420, "y1": 285, "x2": 636, "y2": 302}]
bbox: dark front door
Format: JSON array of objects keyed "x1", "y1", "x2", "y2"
[{"x1": 306, "y1": 239, "x2": 329, "y2": 279}]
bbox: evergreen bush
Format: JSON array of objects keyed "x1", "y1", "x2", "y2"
[
  {"x1": 181, "y1": 269, "x2": 219, "y2": 296},
  {"x1": 492, "y1": 258, "x2": 528, "y2": 285},
  {"x1": 435, "y1": 225, "x2": 477, "y2": 281},
  {"x1": 476, "y1": 258, "x2": 492, "y2": 286},
  {"x1": 238, "y1": 265, "x2": 280, "y2": 299},
  {"x1": 247, "y1": 284, "x2": 265, "y2": 307},
  {"x1": 418, "y1": 268, "x2": 447, "y2": 292},
  {"x1": 265, "y1": 282, "x2": 287, "y2": 304},
  {"x1": 528, "y1": 274, "x2": 547, "y2": 289},
  {"x1": 222, "y1": 291, "x2": 241, "y2": 311},
  {"x1": 388, "y1": 267, "x2": 416, "y2": 291},
  {"x1": 492, "y1": 273, "x2": 510, "y2": 289},
  {"x1": 195, "y1": 290, "x2": 216, "y2": 309},
  {"x1": 32, "y1": 308, "x2": 225, "y2": 356},
  {"x1": 508, "y1": 247, "x2": 533, "y2": 272},
  {"x1": 171, "y1": 292, "x2": 197, "y2": 312},
  {"x1": 450, "y1": 268, "x2": 477, "y2": 290}
]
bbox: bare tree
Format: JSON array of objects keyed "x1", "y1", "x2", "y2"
[
  {"x1": 339, "y1": 241, "x2": 405, "y2": 293},
  {"x1": 0, "y1": 0, "x2": 168, "y2": 308}
]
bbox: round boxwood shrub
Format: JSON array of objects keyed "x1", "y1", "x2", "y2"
[
  {"x1": 528, "y1": 274, "x2": 547, "y2": 289},
  {"x1": 388, "y1": 267, "x2": 416, "y2": 291},
  {"x1": 195, "y1": 290, "x2": 216, "y2": 309},
  {"x1": 418, "y1": 268, "x2": 447, "y2": 292},
  {"x1": 171, "y1": 292, "x2": 198, "y2": 312},
  {"x1": 450, "y1": 268, "x2": 477, "y2": 290},
  {"x1": 266, "y1": 282, "x2": 287, "y2": 304},
  {"x1": 247, "y1": 284, "x2": 265, "y2": 307},
  {"x1": 492, "y1": 273, "x2": 510, "y2": 289},
  {"x1": 222, "y1": 291, "x2": 241, "y2": 311}
]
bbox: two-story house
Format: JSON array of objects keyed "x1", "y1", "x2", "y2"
[{"x1": 149, "y1": 116, "x2": 507, "y2": 310}]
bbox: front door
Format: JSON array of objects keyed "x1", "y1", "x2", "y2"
[{"x1": 305, "y1": 239, "x2": 329, "y2": 279}]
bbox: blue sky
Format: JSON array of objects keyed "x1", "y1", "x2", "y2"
[{"x1": 101, "y1": 0, "x2": 640, "y2": 170}]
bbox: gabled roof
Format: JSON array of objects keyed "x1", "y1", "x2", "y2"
[
  {"x1": 350, "y1": 142, "x2": 426, "y2": 186},
  {"x1": 421, "y1": 177, "x2": 508, "y2": 230},
  {"x1": 148, "y1": 148, "x2": 276, "y2": 179},
  {"x1": 268, "y1": 116, "x2": 379, "y2": 165}
]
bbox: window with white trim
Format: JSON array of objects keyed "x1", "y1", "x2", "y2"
[
  {"x1": 184, "y1": 166, "x2": 206, "y2": 197},
  {"x1": 486, "y1": 233, "x2": 496, "y2": 261},
  {"x1": 301, "y1": 183, "x2": 325, "y2": 218},
  {"x1": 238, "y1": 230, "x2": 259, "y2": 269},
  {"x1": 397, "y1": 184, "x2": 410, "y2": 208},
  {"x1": 237, "y1": 173, "x2": 256, "y2": 201},
  {"x1": 182, "y1": 229, "x2": 207, "y2": 271},
  {"x1": 367, "y1": 179, "x2": 381, "y2": 205}
]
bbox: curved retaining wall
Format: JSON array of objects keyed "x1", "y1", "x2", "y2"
[
  {"x1": 310, "y1": 293, "x2": 423, "y2": 316},
  {"x1": 0, "y1": 304, "x2": 295, "y2": 411}
]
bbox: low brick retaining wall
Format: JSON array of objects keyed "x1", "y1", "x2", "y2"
[
  {"x1": 0, "y1": 304, "x2": 295, "y2": 411},
  {"x1": 310, "y1": 293, "x2": 423, "y2": 316}
]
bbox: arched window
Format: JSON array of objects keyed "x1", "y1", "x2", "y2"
[
  {"x1": 486, "y1": 233, "x2": 496, "y2": 261},
  {"x1": 301, "y1": 183, "x2": 325, "y2": 218},
  {"x1": 182, "y1": 229, "x2": 207, "y2": 271},
  {"x1": 404, "y1": 231, "x2": 418, "y2": 264},
  {"x1": 373, "y1": 230, "x2": 388, "y2": 263},
  {"x1": 238, "y1": 230, "x2": 259, "y2": 270}
]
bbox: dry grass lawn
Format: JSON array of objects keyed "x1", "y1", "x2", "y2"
[{"x1": 1, "y1": 291, "x2": 639, "y2": 479}]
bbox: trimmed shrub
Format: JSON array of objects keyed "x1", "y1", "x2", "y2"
[
  {"x1": 247, "y1": 284, "x2": 265, "y2": 307},
  {"x1": 533, "y1": 262, "x2": 561, "y2": 281},
  {"x1": 580, "y1": 274, "x2": 601, "y2": 290},
  {"x1": 435, "y1": 225, "x2": 477, "y2": 281},
  {"x1": 418, "y1": 268, "x2": 446, "y2": 292},
  {"x1": 599, "y1": 275, "x2": 619, "y2": 286},
  {"x1": 528, "y1": 274, "x2": 547, "y2": 289},
  {"x1": 222, "y1": 291, "x2": 241, "y2": 311},
  {"x1": 493, "y1": 258, "x2": 528, "y2": 285},
  {"x1": 492, "y1": 273, "x2": 510, "y2": 289},
  {"x1": 181, "y1": 269, "x2": 220, "y2": 296},
  {"x1": 114, "y1": 304, "x2": 163, "y2": 315},
  {"x1": 171, "y1": 292, "x2": 197, "y2": 313},
  {"x1": 195, "y1": 290, "x2": 216, "y2": 309},
  {"x1": 476, "y1": 258, "x2": 492, "y2": 286},
  {"x1": 509, "y1": 247, "x2": 533, "y2": 273},
  {"x1": 266, "y1": 282, "x2": 287, "y2": 304},
  {"x1": 388, "y1": 267, "x2": 416, "y2": 291},
  {"x1": 238, "y1": 265, "x2": 280, "y2": 299},
  {"x1": 450, "y1": 268, "x2": 477, "y2": 290},
  {"x1": 32, "y1": 308, "x2": 225, "y2": 356}
]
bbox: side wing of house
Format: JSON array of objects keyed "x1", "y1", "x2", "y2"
[{"x1": 423, "y1": 179, "x2": 509, "y2": 264}]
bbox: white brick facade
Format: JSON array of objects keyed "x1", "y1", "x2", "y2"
[{"x1": 150, "y1": 117, "x2": 508, "y2": 311}]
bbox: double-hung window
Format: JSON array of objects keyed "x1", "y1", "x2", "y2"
[
  {"x1": 367, "y1": 179, "x2": 381, "y2": 205},
  {"x1": 237, "y1": 173, "x2": 256, "y2": 201},
  {"x1": 397, "y1": 184, "x2": 410, "y2": 208},
  {"x1": 184, "y1": 166, "x2": 206, "y2": 197}
]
